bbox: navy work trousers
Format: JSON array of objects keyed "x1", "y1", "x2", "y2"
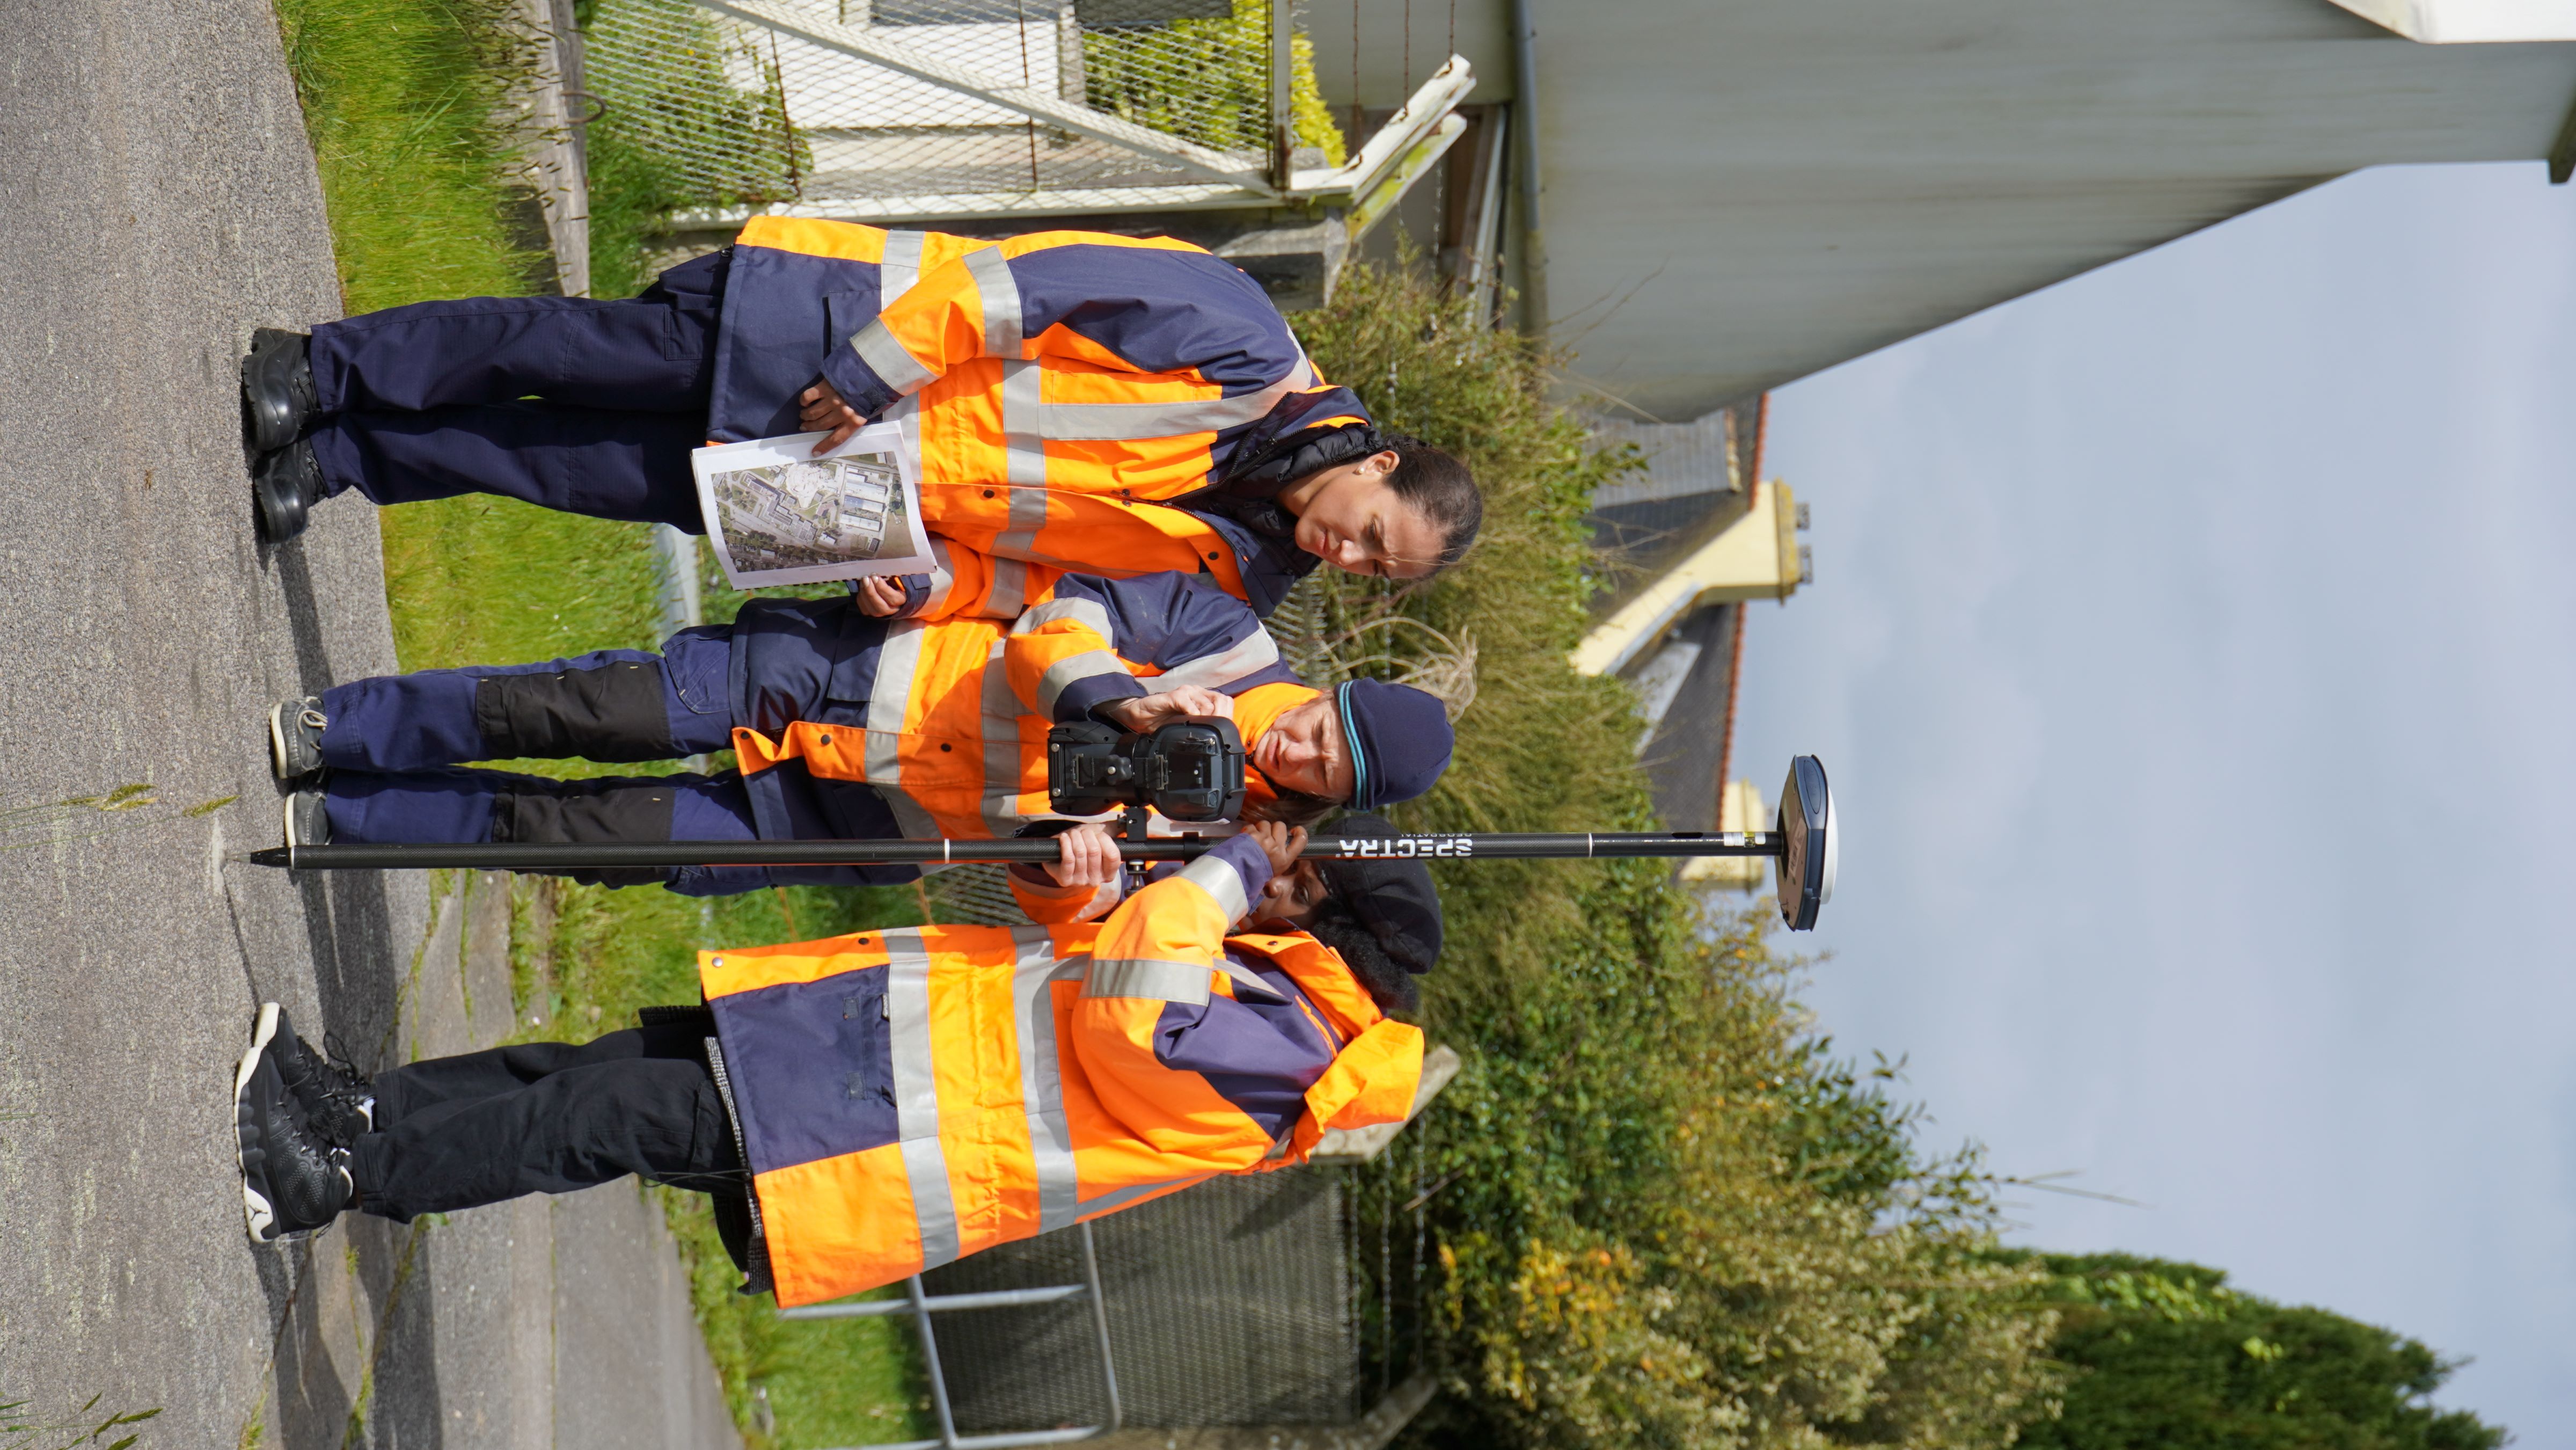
[
  {"x1": 313, "y1": 604, "x2": 913, "y2": 895},
  {"x1": 303, "y1": 252, "x2": 728, "y2": 531}
]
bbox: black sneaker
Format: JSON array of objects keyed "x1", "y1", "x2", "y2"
[
  {"x1": 252, "y1": 438, "x2": 323, "y2": 544},
  {"x1": 265, "y1": 1006, "x2": 375, "y2": 1147},
  {"x1": 241, "y1": 327, "x2": 317, "y2": 454},
  {"x1": 268, "y1": 698, "x2": 328, "y2": 782},
  {"x1": 284, "y1": 788, "x2": 331, "y2": 848},
  {"x1": 235, "y1": 1004, "x2": 353, "y2": 1242}
]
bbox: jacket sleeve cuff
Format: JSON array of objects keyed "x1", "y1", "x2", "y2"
[
  {"x1": 846, "y1": 572, "x2": 932, "y2": 618},
  {"x1": 1008, "y1": 865, "x2": 1124, "y2": 924},
  {"x1": 816, "y1": 339, "x2": 902, "y2": 421},
  {"x1": 1174, "y1": 833, "x2": 1272, "y2": 924},
  {"x1": 1063, "y1": 672, "x2": 1148, "y2": 725}
]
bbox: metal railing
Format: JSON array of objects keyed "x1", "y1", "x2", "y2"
[
  {"x1": 783, "y1": 1220, "x2": 1124, "y2": 1449},
  {"x1": 581, "y1": 0, "x2": 1472, "y2": 226}
]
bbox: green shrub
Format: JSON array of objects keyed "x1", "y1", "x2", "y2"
[
  {"x1": 2016, "y1": 1255, "x2": 2506, "y2": 1450},
  {"x1": 1298, "y1": 262, "x2": 2065, "y2": 1447},
  {"x1": 1081, "y1": 0, "x2": 1347, "y2": 163}
]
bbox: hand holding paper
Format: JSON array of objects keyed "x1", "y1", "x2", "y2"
[{"x1": 690, "y1": 425, "x2": 933, "y2": 591}]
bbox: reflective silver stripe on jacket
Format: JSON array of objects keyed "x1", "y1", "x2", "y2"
[
  {"x1": 1010, "y1": 929, "x2": 1085, "y2": 1234},
  {"x1": 918, "y1": 539, "x2": 959, "y2": 615},
  {"x1": 986, "y1": 556, "x2": 1030, "y2": 619},
  {"x1": 884, "y1": 934, "x2": 961, "y2": 1269},
  {"x1": 851, "y1": 320, "x2": 935, "y2": 397},
  {"x1": 1174, "y1": 851, "x2": 1251, "y2": 926},
  {"x1": 1035, "y1": 650, "x2": 1125, "y2": 719},
  {"x1": 881, "y1": 229, "x2": 926, "y2": 304},
  {"x1": 1151, "y1": 627, "x2": 1280, "y2": 694},
  {"x1": 1008, "y1": 595, "x2": 1114, "y2": 639},
  {"x1": 1083, "y1": 956, "x2": 1213, "y2": 1005},
  {"x1": 865, "y1": 620, "x2": 942, "y2": 838},
  {"x1": 997, "y1": 362, "x2": 1049, "y2": 554},
  {"x1": 963, "y1": 246, "x2": 1024, "y2": 359},
  {"x1": 1031, "y1": 375, "x2": 1298, "y2": 441},
  {"x1": 979, "y1": 642, "x2": 1031, "y2": 836}
]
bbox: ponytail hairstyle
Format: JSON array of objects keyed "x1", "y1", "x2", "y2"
[{"x1": 1378, "y1": 435, "x2": 1483, "y2": 571}]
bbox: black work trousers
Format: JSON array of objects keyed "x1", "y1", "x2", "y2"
[{"x1": 349, "y1": 1024, "x2": 743, "y2": 1223}]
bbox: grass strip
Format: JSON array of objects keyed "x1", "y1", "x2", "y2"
[{"x1": 272, "y1": 0, "x2": 546, "y2": 313}]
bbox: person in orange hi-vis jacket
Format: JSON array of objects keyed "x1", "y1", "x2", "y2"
[
  {"x1": 230, "y1": 822, "x2": 1431, "y2": 1310},
  {"x1": 1005, "y1": 812, "x2": 1441, "y2": 1016},
  {"x1": 267, "y1": 571, "x2": 1455, "y2": 898},
  {"x1": 241, "y1": 220, "x2": 1482, "y2": 618}
]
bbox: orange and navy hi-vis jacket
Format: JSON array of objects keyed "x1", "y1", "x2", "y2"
[
  {"x1": 708, "y1": 217, "x2": 1376, "y2": 616},
  {"x1": 696, "y1": 833, "x2": 1426, "y2": 1306},
  {"x1": 729, "y1": 570, "x2": 1314, "y2": 850}
]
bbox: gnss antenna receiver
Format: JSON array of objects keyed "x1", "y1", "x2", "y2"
[
  {"x1": 1774, "y1": 754, "x2": 1835, "y2": 931},
  {"x1": 251, "y1": 755, "x2": 1842, "y2": 931}
]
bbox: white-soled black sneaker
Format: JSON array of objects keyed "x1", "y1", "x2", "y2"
[
  {"x1": 268, "y1": 697, "x2": 327, "y2": 782},
  {"x1": 235, "y1": 1004, "x2": 354, "y2": 1243},
  {"x1": 269, "y1": 1008, "x2": 375, "y2": 1148}
]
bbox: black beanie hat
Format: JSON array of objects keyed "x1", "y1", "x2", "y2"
[{"x1": 1311, "y1": 813, "x2": 1444, "y2": 975}]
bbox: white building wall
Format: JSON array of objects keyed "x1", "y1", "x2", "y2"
[{"x1": 1324, "y1": 0, "x2": 2576, "y2": 420}]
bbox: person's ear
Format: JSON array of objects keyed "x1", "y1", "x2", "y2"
[{"x1": 1363, "y1": 449, "x2": 1401, "y2": 479}]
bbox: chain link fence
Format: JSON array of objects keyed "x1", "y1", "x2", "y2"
[
  {"x1": 583, "y1": 0, "x2": 1334, "y2": 221},
  {"x1": 921, "y1": 1171, "x2": 1360, "y2": 1429},
  {"x1": 584, "y1": 0, "x2": 807, "y2": 212}
]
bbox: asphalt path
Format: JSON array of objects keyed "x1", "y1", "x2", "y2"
[
  {"x1": 1, "y1": 6, "x2": 749, "y2": 1445},
  {"x1": 0, "y1": 0, "x2": 426, "y2": 1439}
]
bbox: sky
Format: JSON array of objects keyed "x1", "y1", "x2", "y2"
[{"x1": 1729, "y1": 160, "x2": 2576, "y2": 1438}]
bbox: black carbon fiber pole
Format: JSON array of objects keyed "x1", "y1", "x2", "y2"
[{"x1": 243, "y1": 831, "x2": 1785, "y2": 872}]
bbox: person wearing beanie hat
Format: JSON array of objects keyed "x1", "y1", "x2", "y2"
[
  {"x1": 1013, "y1": 811, "x2": 1442, "y2": 1012},
  {"x1": 271, "y1": 569, "x2": 1461, "y2": 895},
  {"x1": 230, "y1": 819, "x2": 1431, "y2": 1299},
  {"x1": 1262, "y1": 812, "x2": 1443, "y2": 1014}
]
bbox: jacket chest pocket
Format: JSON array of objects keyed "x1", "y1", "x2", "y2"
[
  {"x1": 833, "y1": 974, "x2": 898, "y2": 1122},
  {"x1": 823, "y1": 288, "x2": 882, "y2": 360}
]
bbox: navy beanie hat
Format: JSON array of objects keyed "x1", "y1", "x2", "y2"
[{"x1": 1335, "y1": 680, "x2": 1452, "y2": 810}]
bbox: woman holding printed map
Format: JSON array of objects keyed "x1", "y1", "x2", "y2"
[{"x1": 240, "y1": 220, "x2": 1482, "y2": 616}]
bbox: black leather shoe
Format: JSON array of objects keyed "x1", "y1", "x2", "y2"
[
  {"x1": 252, "y1": 438, "x2": 322, "y2": 543},
  {"x1": 241, "y1": 327, "x2": 317, "y2": 454}
]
